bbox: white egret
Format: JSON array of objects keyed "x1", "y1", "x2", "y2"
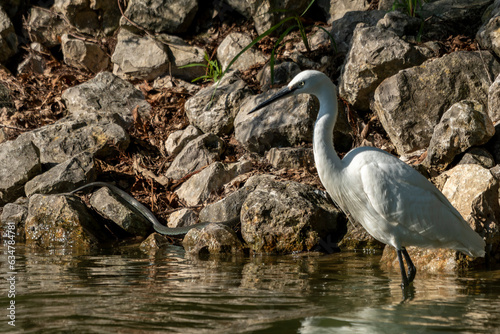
[{"x1": 249, "y1": 70, "x2": 486, "y2": 287}]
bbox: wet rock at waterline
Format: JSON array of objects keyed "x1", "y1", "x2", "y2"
[
  {"x1": 24, "y1": 152, "x2": 97, "y2": 197},
  {"x1": 0, "y1": 139, "x2": 41, "y2": 205},
  {"x1": 338, "y1": 220, "x2": 385, "y2": 251},
  {"x1": 175, "y1": 160, "x2": 252, "y2": 206},
  {"x1": 184, "y1": 72, "x2": 253, "y2": 136},
  {"x1": 25, "y1": 194, "x2": 110, "y2": 250},
  {"x1": 140, "y1": 233, "x2": 171, "y2": 252},
  {"x1": 373, "y1": 51, "x2": 500, "y2": 156},
  {"x1": 241, "y1": 177, "x2": 346, "y2": 254},
  {"x1": 183, "y1": 223, "x2": 243, "y2": 255},
  {"x1": 164, "y1": 133, "x2": 224, "y2": 180},
  {"x1": 0, "y1": 198, "x2": 28, "y2": 242},
  {"x1": 89, "y1": 187, "x2": 152, "y2": 237},
  {"x1": 62, "y1": 71, "x2": 151, "y2": 126},
  {"x1": 424, "y1": 101, "x2": 495, "y2": 169}
]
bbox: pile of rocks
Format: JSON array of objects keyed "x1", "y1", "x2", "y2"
[{"x1": 1, "y1": 1, "x2": 500, "y2": 273}]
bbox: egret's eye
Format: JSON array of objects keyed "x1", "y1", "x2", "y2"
[{"x1": 298, "y1": 81, "x2": 305, "y2": 87}]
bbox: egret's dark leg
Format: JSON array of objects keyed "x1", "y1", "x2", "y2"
[
  {"x1": 401, "y1": 247, "x2": 417, "y2": 283},
  {"x1": 396, "y1": 249, "x2": 409, "y2": 287}
]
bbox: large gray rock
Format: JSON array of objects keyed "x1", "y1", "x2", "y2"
[
  {"x1": 0, "y1": 7, "x2": 17, "y2": 63},
  {"x1": 62, "y1": 71, "x2": 151, "y2": 126},
  {"x1": 317, "y1": 0, "x2": 371, "y2": 24},
  {"x1": 155, "y1": 34, "x2": 206, "y2": 81},
  {"x1": 373, "y1": 51, "x2": 500, "y2": 156},
  {"x1": 0, "y1": 139, "x2": 41, "y2": 205},
  {"x1": 17, "y1": 115, "x2": 130, "y2": 165},
  {"x1": 111, "y1": 29, "x2": 170, "y2": 80},
  {"x1": 61, "y1": 34, "x2": 110, "y2": 73},
  {"x1": 217, "y1": 32, "x2": 267, "y2": 72},
  {"x1": 164, "y1": 133, "x2": 224, "y2": 179},
  {"x1": 421, "y1": 0, "x2": 493, "y2": 39},
  {"x1": 235, "y1": 89, "x2": 319, "y2": 154},
  {"x1": 488, "y1": 73, "x2": 500, "y2": 124},
  {"x1": 314, "y1": 10, "x2": 386, "y2": 54},
  {"x1": 175, "y1": 161, "x2": 252, "y2": 206},
  {"x1": 165, "y1": 125, "x2": 202, "y2": 156},
  {"x1": 424, "y1": 100, "x2": 495, "y2": 169},
  {"x1": 184, "y1": 72, "x2": 253, "y2": 136},
  {"x1": 241, "y1": 176, "x2": 345, "y2": 254},
  {"x1": 121, "y1": 0, "x2": 198, "y2": 34},
  {"x1": 223, "y1": 0, "x2": 310, "y2": 35},
  {"x1": 340, "y1": 24, "x2": 429, "y2": 111},
  {"x1": 26, "y1": 194, "x2": 108, "y2": 250},
  {"x1": 24, "y1": 152, "x2": 97, "y2": 197},
  {"x1": 266, "y1": 147, "x2": 314, "y2": 169},
  {"x1": 167, "y1": 208, "x2": 198, "y2": 228},
  {"x1": 182, "y1": 223, "x2": 243, "y2": 255},
  {"x1": 89, "y1": 187, "x2": 152, "y2": 237},
  {"x1": 54, "y1": 0, "x2": 120, "y2": 35},
  {"x1": 0, "y1": 198, "x2": 28, "y2": 242},
  {"x1": 27, "y1": 7, "x2": 67, "y2": 48}
]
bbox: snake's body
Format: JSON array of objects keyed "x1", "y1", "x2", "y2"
[{"x1": 68, "y1": 182, "x2": 239, "y2": 236}]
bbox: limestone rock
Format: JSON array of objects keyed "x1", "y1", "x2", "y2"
[
  {"x1": 257, "y1": 61, "x2": 301, "y2": 91},
  {"x1": 111, "y1": 29, "x2": 170, "y2": 80},
  {"x1": 488, "y1": 73, "x2": 500, "y2": 124},
  {"x1": 167, "y1": 208, "x2": 198, "y2": 228},
  {"x1": 25, "y1": 194, "x2": 108, "y2": 250},
  {"x1": 317, "y1": 0, "x2": 371, "y2": 24},
  {"x1": 140, "y1": 233, "x2": 171, "y2": 252},
  {"x1": 25, "y1": 152, "x2": 96, "y2": 197},
  {"x1": 156, "y1": 34, "x2": 206, "y2": 81},
  {"x1": 62, "y1": 71, "x2": 151, "y2": 126},
  {"x1": 0, "y1": 139, "x2": 41, "y2": 205},
  {"x1": 373, "y1": 51, "x2": 500, "y2": 156},
  {"x1": 266, "y1": 147, "x2": 314, "y2": 169},
  {"x1": 241, "y1": 176, "x2": 346, "y2": 254},
  {"x1": 458, "y1": 148, "x2": 495, "y2": 169},
  {"x1": 340, "y1": 24, "x2": 429, "y2": 111},
  {"x1": 175, "y1": 161, "x2": 252, "y2": 206},
  {"x1": 217, "y1": 32, "x2": 267, "y2": 71},
  {"x1": 182, "y1": 223, "x2": 243, "y2": 255},
  {"x1": 0, "y1": 198, "x2": 28, "y2": 242},
  {"x1": 0, "y1": 7, "x2": 17, "y2": 63},
  {"x1": 184, "y1": 72, "x2": 253, "y2": 136},
  {"x1": 26, "y1": 7, "x2": 67, "y2": 48},
  {"x1": 54, "y1": 0, "x2": 120, "y2": 35},
  {"x1": 165, "y1": 125, "x2": 202, "y2": 156},
  {"x1": 235, "y1": 89, "x2": 319, "y2": 154},
  {"x1": 90, "y1": 186, "x2": 152, "y2": 237},
  {"x1": 424, "y1": 101, "x2": 495, "y2": 169},
  {"x1": 61, "y1": 34, "x2": 110, "y2": 73},
  {"x1": 338, "y1": 220, "x2": 385, "y2": 251},
  {"x1": 17, "y1": 116, "x2": 130, "y2": 165},
  {"x1": 164, "y1": 133, "x2": 224, "y2": 180},
  {"x1": 224, "y1": 0, "x2": 310, "y2": 35},
  {"x1": 121, "y1": 0, "x2": 198, "y2": 34},
  {"x1": 198, "y1": 185, "x2": 256, "y2": 224}
]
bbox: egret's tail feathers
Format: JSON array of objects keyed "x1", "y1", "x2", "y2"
[{"x1": 459, "y1": 233, "x2": 486, "y2": 258}]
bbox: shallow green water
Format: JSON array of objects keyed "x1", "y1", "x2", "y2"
[{"x1": 1, "y1": 244, "x2": 500, "y2": 333}]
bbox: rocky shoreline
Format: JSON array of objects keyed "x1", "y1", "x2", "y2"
[{"x1": 1, "y1": 0, "x2": 500, "y2": 273}]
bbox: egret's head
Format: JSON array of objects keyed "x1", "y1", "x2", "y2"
[{"x1": 248, "y1": 70, "x2": 333, "y2": 114}]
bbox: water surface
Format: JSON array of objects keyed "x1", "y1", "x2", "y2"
[{"x1": 1, "y1": 245, "x2": 500, "y2": 333}]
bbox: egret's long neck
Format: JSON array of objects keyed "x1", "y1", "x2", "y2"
[{"x1": 313, "y1": 84, "x2": 342, "y2": 187}]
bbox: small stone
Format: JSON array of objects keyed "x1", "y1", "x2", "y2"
[{"x1": 182, "y1": 223, "x2": 243, "y2": 255}]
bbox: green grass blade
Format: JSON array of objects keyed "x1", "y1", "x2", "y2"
[
  {"x1": 269, "y1": 24, "x2": 298, "y2": 84},
  {"x1": 296, "y1": 17, "x2": 310, "y2": 52},
  {"x1": 316, "y1": 26, "x2": 337, "y2": 53},
  {"x1": 300, "y1": 0, "x2": 316, "y2": 17}
]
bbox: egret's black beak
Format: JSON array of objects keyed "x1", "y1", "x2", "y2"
[{"x1": 248, "y1": 86, "x2": 295, "y2": 114}]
